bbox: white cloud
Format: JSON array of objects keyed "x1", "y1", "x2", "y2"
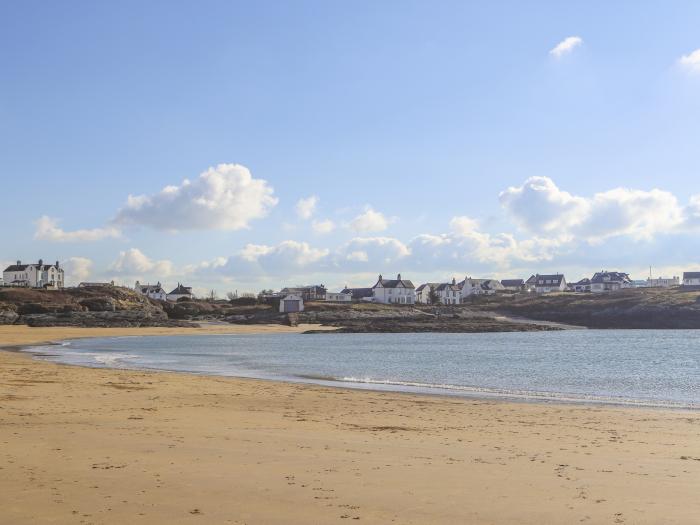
[
  {"x1": 550, "y1": 36, "x2": 583, "y2": 58},
  {"x1": 449, "y1": 216, "x2": 481, "y2": 236},
  {"x1": 336, "y1": 237, "x2": 410, "y2": 268},
  {"x1": 63, "y1": 257, "x2": 93, "y2": 284},
  {"x1": 109, "y1": 248, "x2": 174, "y2": 277},
  {"x1": 115, "y1": 163, "x2": 278, "y2": 231},
  {"x1": 348, "y1": 207, "x2": 390, "y2": 233},
  {"x1": 295, "y1": 195, "x2": 318, "y2": 220},
  {"x1": 499, "y1": 176, "x2": 687, "y2": 243},
  {"x1": 34, "y1": 216, "x2": 121, "y2": 242},
  {"x1": 311, "y1": 218, "x2": 336, "y2": 234},
  {"x1": 678, "y1": 48, "x2": 700, "y2": 73},
  {"x1": 221, "y1": 241, "x2": 330, "y2": 278}
]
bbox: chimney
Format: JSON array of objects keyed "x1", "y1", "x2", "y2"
[
  {"x1": 55, "y1": 260, "x2": 59, "y2": 268},
  {"x1": 16, "y1": 260, "x2": 21, "y2": 265},
  {"x1": 378, "y1": 274, "x2": 382, "y2": 281},
  {"x1": 38, "y1": 259, "x2": 43, "y2": 266},
  {"x1": 452, "y1": 277, "x2": 456, "y2": 285},
  {"x1": 397, "y1": 273, "x2": 401, "y2": 280}
]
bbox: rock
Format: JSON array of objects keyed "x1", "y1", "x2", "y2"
[
  {"x1": 78, "y1": 296, "x2": 117, "y2": 312},
  {"x1": 21, "y1": 310, "x2": 194, "y2": 328}
]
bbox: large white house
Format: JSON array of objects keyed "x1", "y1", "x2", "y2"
[
  {"x1": 134, "y1": 281, "x2": 167, "y2": 301},
  {"x1": 682, "y1": 272, "x2": 700, "y2": 288},
  {"x1": 534, "y1": 274, "x2": 567, "y2": 294},
  {"x1": 435, "y1": 279, "x2": 461, "y2": 304},
  {"x1": 372, "y1": 274, "x2": 416, "y2": 304},
  {"x1": 2, "y1": 260, "x2": 64, "y2": 289},
  {"x1": 167, "y1": 283, "x2": 194, "y2": 302},
  {"x1": 589, "y1": 271, "x2": 632, "y2": 293}
]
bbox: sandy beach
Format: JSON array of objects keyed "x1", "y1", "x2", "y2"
[{"x1": 1, "y1": 326, "x2": 699, "y2": 524}]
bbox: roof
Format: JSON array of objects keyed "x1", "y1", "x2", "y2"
[
  {"x1": 373, "y1": 277, "x2": 415, "y2": 289},
  {"x1": 435, "y1": 282, "x2": 460, "y2": 292},
  {"x1": 590, "y1": 271, "x2": 631, "y2": 284},
  {"x1": 683, "y1": 272, "x2": 700, "y2": 279},
  {"x1": 340, "y1": 287, "x2": 373, "y2": 299},
  {"x1": 140, "y1": 285, "x2": 165, "y2": 293},
  {"x1": 481, "y1": 279, "x2": 503, "y2": 290},
  {"x1": 525, "y1": 275, "x2": 537, "y2": 284},
  {"x1": 416, "y1": 282, "x2": 440, "y2": 292},
  {"x1": 168, "y1": 284, "x2": 192, "y2": 295},
  {"x1": 4, "y1": 264, "x2": 29, "y2": 272},
  {"x1": 500, "y1": 279, "x2": 524, "y2": 287},
  {"x1": 535, "y1": 274, "x2": 566, "y2": 285},
  {"x1": 574, "y1": 278, "x2": 591, "y2": 285}
]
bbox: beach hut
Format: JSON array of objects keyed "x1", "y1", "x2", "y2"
[{"x1": 279, "y1": 294, "x2": 304, "y2": 313}]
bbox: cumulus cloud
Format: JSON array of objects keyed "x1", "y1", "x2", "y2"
[
  {"x1": 348, "y1": 207, "x2": 390, "y2": 233},
  {"x1": 63, "y1": 257, "x2": 93, "y2": 284},
  {"x1": 221, "y1": 241, "x2": 330, "y2": 278},
  {"x1": 336, "y1": 237, "x2": 410, "y2": 267},
  {"x1": 115, "y1": 164, "x2": 278, "y2": 231},
  {"x1": 678, "y1": 48, "x2": 700, "y2": 73},
  {"x1": 109, "y1": 248, "x2": 174, "y2": 277},
  {"x1": 295, "y1": 195, "x2": 318, "y2": 220},
  {"x1": 311, "y1": 219, "x2": 335, "y2": 234},
  {"x1": 550, "y1": 36, "x2": 583, "y2": 58},
  {"x1": 34, "y1": 216, "x2": 121, "y2": 242},
  {"x1": 500, "y1": 176, "x2": 688, "y2": 243}
]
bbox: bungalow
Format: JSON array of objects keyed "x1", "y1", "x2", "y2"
[
  {"x1": 340, "y1": 287, "x2": 374, "y2": 301},
  {"x1": 2, "y1": 259, "x2": 64, "y2": 289},
  {"x1": 682, "y1": 271, "x2": 700, "y2": 288},
  {"x1": 534, "y1": 274, "x2": 567, "y2": 294},
  {"x1": 325, "y1": 291, "x2": 352, "y2": 302},
  {"x1": 434, "y1": 279, "x2": 461, "y2": 305},
  {"x1": 571, "y1": 278, "x2": 591, "y2": 293},
  {"x1": 135, "y1": 281, "x2": 167, "y2": 301},
  {"x1": 647, "y1": 276, "x2": 679, "y2": 288},
  {"x1": 590, "y1": 271, "x2": 632, "y2": 293},
  {"x1": 372, "y1": 274, "x2": 416, "y2": 304},
  {"x1": 279, "y1": 294, "x2": 304, "y2": 313},
  {"x1": 167, "y1": 283, "x2": 194, "y2": 302},
  {"x1": 500, "y1": 279, "x2": 524, "y2": 291},
  {"x1": 280, "y1": 285, "x2": 327, "y2": 301}
]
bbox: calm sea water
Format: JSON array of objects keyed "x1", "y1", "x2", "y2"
[{"x1": 27, "y1": 330, "x2": 700, "y2": 408}]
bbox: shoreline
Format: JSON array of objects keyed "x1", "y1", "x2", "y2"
[{"x1": 6, "y1": 326, "x2": 698, "y2": 412}]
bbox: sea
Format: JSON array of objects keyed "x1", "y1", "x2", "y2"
[{"x1": 25, "y1": 330, "x2": 700, "y2": 409}]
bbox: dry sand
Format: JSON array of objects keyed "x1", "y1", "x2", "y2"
[{"x1": 1, "y1": 325, "x2": 699, "y2": 524}]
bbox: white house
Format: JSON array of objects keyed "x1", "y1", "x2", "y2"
[
  {"x1": 435, "y1": 279, "x2": 461, "y2": 304},
  {"x1": 415, "y1": 283, "x2": 439, "y2": 304},
  {"x1": 134, "y1": 281, "x2": 167, "y2": 301},
  {"x1": 2, "y1": 259, "x2": 64, "y2": 289},
  {"x1": 372, "y1": 274, "x2": 416, "y2": 304},
  {"x1": 325, "y1": 292, "x2": 352, "y2": 302},
  {"x1": 167, "y1": 283, "x2": 194, "y2": 302},
  {"x1": 647, "y1": 276, "x2": 680, "y2": 288},
  {"x1": 460, "y1": 277, "x2": 503, "y2": 298},
  {"x1": 534, "y1": 274, "x2": 567, "y2": 294},
  {"x1": 279, "y1": 294, "x2": 304, "y2": 313},
  {"x1": 571, "y1": 278, "x2": 591, "y2": 292},
  {"x1": 682, "y1": 272, "x2": 700, "y2": 288},
  {"x1": 590, "y1": 271, "x2": 632, "y2": 293}
]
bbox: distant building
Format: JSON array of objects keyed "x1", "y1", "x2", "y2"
[
  {"x1": 280, "y1": 285, "x2": 327, "y2": 301},
  {"x1": 460, "y1": 277, "x2": 503, "y2": 298},
  {"x1": 167, "y1": 283, "x2": 194, "y2": 302},
  {"x1": 534, "y1": 274, "x2": 567, "y2": 294},
  {"x1": 2, "y1": 259, "x2": 64, "y2": 289},
  {"x1": 590, "y1": 271, "x2": 632, "y2": 293},
  {"x1": 524, "y1": 275, "x2": 538, "y2": 292},
  {"x1": 372, "y1": 274, "x2": 416, "y2": 304},
  {"x1": 135, "y1": 281, "x2": 167, "y2": 301},
  {"x1": 79, "y1": 281, "x2": 115, "y2": 288},
  {"x1": 500, "y1": 279, "x2": 524, "y2": 291},
  {"x1": 325, "y1": 292, "x2": 352, "y2": 302},
  {"x1": 340, "y1": 287, "x2": 374, "y2": 301},
  {"x1": 647, "y1": 276, "x2": 680, "y2": 288},
  {"x1": 415, "y1": 283, "x2": 439, "y2": 304},
  {"x1": 682, "y1": 272, "x2": 700, "y2": 288},
  {"x1": 434, "y1": 279, "x2": 461, "y2": 305},
  {"x1": 571, "y1": 278, "x2": 591, "y2": 293},
  {"x1": 279, "y1": 294, "x2": 304, "y2": 313}
]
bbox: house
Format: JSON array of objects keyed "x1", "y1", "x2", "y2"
[
  {"x1": 135, "y1": 281, "x2": 167, "y2": 301},
  {"x1": 460, "y1": 277, "x2": 503, "y2": 298},
  {"x1": 571, "y1": 278, "x2": 591, "y2": 293},
  {"x1": 682, "y1": 272, "x2": 700, "y2": 288},
  {"x1": 167, "y1": 283, "x2": 194, "y2": 302},
  {"x1": 279, "y1": 294, "x2": 304, "y2": 313},
  {"x1": 415, "y1": 283, "x2": 440, "y2": 304},
  {"x1": 340, "y1": 287, "x2": 374, "y2": 301},
  {"x1": 534, "y1": 274, "x2": 567, "y2": 294},
  {"x1": 590, "y1": 271, "x2": 632, "y2": 293},
  {"x1": 372, "y1": 274, "x2": 416, "y2": 304},
  {"x1": 79, "y1": 281, "x2": 115, "y2": 288},
  {"x1": 647, "y1": 276, "x2": 680, "y2": 288},
  {"x1": 500, "y1": 279, "x2": 524, "y2": 291},
  {"x1": 434, "y1": 279, "x2": 461, "y2": 305},
  {"x1": 480, "y1": 279, "x2": 504, "y2": 295},
  {"x1": 280, "y1": 285, "x2": 327, "y2": 301},
  {"x1": 325, "y1": 291, "x2": 352, "y2": 302},
  {"x1": 2, "y1": 259, "x2": 64, "y2": 289},
  {"x1": 524, "y1": 275, "x2": 538, "y2": 292}
]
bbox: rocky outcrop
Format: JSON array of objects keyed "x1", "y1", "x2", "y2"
[
  {"x1": 0, "y1": 303, "x2": 19, "y2": 325},
  {"x1": 22, "y1": 310, "x2": 194, "y2": 328}
]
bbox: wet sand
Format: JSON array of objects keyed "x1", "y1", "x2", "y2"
[{"x1": 1, "y1": 325, "x2": 699, "y2": 524}]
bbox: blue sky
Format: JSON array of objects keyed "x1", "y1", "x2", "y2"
[{"x1": 2, "y1": 1, "x2": 700, "y2": 294}]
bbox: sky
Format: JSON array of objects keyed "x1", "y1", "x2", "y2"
[{"x1": 2, "y1": 1, "x2": 700, "y2": 295}]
